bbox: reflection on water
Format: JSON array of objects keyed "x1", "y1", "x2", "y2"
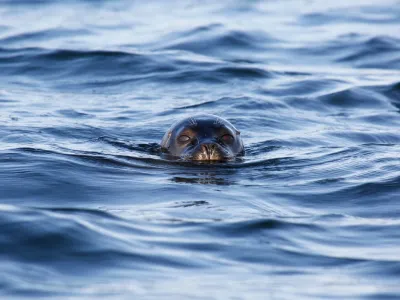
[{"x1": 171, "y1": 171, "x2": 234, "y2": 185}]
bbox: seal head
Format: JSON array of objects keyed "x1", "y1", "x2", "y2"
[{"x1": 161, "y1": 114, "x2": 244, "y2": 161}]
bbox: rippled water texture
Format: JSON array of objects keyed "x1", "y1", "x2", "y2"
[{"x1": 1, "y1": 0, "x2": 400, "y2": 299}]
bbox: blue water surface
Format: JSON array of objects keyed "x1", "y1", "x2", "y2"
[{"x1": 1, "y1": 0, "x2": 400, "y2": 299}]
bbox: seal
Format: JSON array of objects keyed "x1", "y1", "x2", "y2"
[{"x1": 161, "y1": 114, "x2": 244, "y2": 161}]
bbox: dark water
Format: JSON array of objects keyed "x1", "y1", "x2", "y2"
[{"x1": 1, "y1": 0, "x2": 400, "y2": 298}]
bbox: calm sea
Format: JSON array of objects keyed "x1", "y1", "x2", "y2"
[{"x1": 1, "y1": 0, "x2": 400, "y2": 299}]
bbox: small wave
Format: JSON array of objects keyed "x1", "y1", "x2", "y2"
[
  {"x1": 0, "y1": 46, "x2": 276, "y2": 89},
  {"x1": 159, "y1": 25, "x2": 277, "y2": 58},
  {"x1": 318, "y1": 87, "x2": 393, "y2": 110},
  {"x1": 292, "y1": 33, "x2": 400, "y2": 69},
  {"x1": 56, "y1": 109, "x2": 94, "y2": 119},
  {"x1": 298, "y1": 4, "x2": 400, "y2": 26},
  {"x1": 258, "y1": 79, "x2": 343, "y2": 97},
  {"x1": 174, "y1": 96, "x2": 279, "y2": 110},
  {"x1": 373, "y1": 81, "x2": 400, "y2": 110},
  {"x1": 0, "y1": 48, "x2": 176, "y2": 85},
  {"x1": 0, "y1": 206, "x2": 202, "y2": 275},
  {"x1": 336, "y1": 36, "x2": 400, "y2": 69},
  {"x1": 0, "y1": 28, "x2": 93, "y2": 46}
]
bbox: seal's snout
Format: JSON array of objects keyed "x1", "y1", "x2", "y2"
[
  {"x1": 193, "y1": 143, "x2": 224, "y2": 161},
  {"x1": 201, "y1": 144, "x2": 214, "y2": 156}
]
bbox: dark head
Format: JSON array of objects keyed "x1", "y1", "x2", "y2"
[{"x1": 161, "y1": 114, "x2": 244, "y2": 161}]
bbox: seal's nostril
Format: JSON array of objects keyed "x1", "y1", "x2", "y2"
[{"x1": 201, "y1": 144, "x2": 209, "y2": 154}]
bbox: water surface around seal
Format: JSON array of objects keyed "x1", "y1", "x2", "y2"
[{"x1": 1, "y1": 0, "x2": 400, "y2": 299}]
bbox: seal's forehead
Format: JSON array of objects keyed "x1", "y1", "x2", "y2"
[
  {"x1": 183, "y1": 115, "x2": 231, "y2": 127},
  {"x1": 185, "y1": 116, "x2": 228, "y2": 128},
  {"x1": 170, "y1": 115, "x2": 236, "y2": 136}
]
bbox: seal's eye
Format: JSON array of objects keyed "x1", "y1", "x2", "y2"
[
  {"x1": 221, "y1": 134, "x2": 234, "y2": 143},
  {"x1": 178, "y1": 135, "x2": 191, "y2": 143}
]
